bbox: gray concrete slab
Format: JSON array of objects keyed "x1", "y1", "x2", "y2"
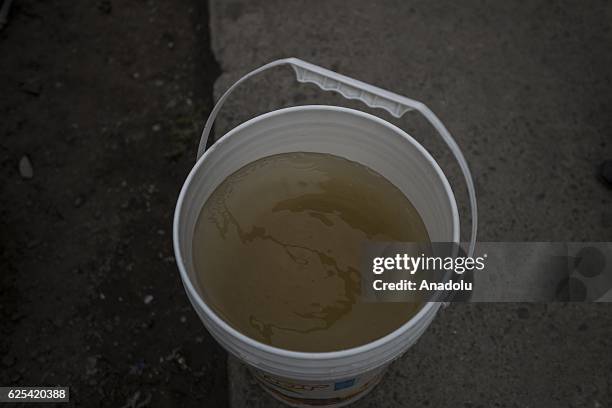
[
  {"x1": 208, "y1": 1, "x2": 612, "y2": 406},
  {"x1": 229, "y1": 304, "x2": 612, "y2": 407}
]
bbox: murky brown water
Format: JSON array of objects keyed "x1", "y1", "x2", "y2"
[{"x1": 193, "y1": 152, "x2": 429, "y2": 352}]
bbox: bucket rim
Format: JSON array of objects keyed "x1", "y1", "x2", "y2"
[{"x1": 173, "y1": 105, "x2": 460, "y2": 361}]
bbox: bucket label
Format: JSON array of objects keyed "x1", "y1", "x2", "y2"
[
  {"x1": 333, "y1": 378, "x2": 355, "y2": 391},
  {"x1": 250, "y1": 366, "x2": 386, "y2": 406}
]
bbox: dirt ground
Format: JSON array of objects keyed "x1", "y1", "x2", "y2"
[{"x1": 0, "y1": 0, "x2": 227, "y2": 406}]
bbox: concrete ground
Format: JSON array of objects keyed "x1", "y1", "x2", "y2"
[{"x1": 208, "y1": 1, "x2": 612, "y2": 407}]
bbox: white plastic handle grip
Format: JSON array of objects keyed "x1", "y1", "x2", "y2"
[{"x1": 198, "y1": 58, "x2": 477, "y2": 257}]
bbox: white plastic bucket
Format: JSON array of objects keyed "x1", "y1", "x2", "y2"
[{"x1": 173, "y1": 59, "x2": 477, "y2": 407}]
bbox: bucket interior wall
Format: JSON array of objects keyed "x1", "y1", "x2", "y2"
[{"x1": 178, "y1": 107, "x2": 459, "y2": 298}]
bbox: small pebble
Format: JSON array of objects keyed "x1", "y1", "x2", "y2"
[
  {"x1": 180, "y1": 316, "x2": 186, "y2": 323},
  {"x1": 20, "y1": 81, "x2": 42, "y2": 96},
  {"x1": 144, "y1": 295, "x2": 154, "y2": 305},
  {"x1": 19, "y1": 156, "x2": 33, "y2": 179},
  {"x1": 132, "y1": 72, "x2": 140, "y2": 79},
  {"x1": 74, "y1": 196, "x2": 84, "y2": 208},
  {"x1": 152, "y1": 124, "x2": 161, "y2": 132}
]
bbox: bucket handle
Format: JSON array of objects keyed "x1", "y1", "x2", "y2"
[{"x1": 198, "y1": 58, "x2": 477, "y2": 257}]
